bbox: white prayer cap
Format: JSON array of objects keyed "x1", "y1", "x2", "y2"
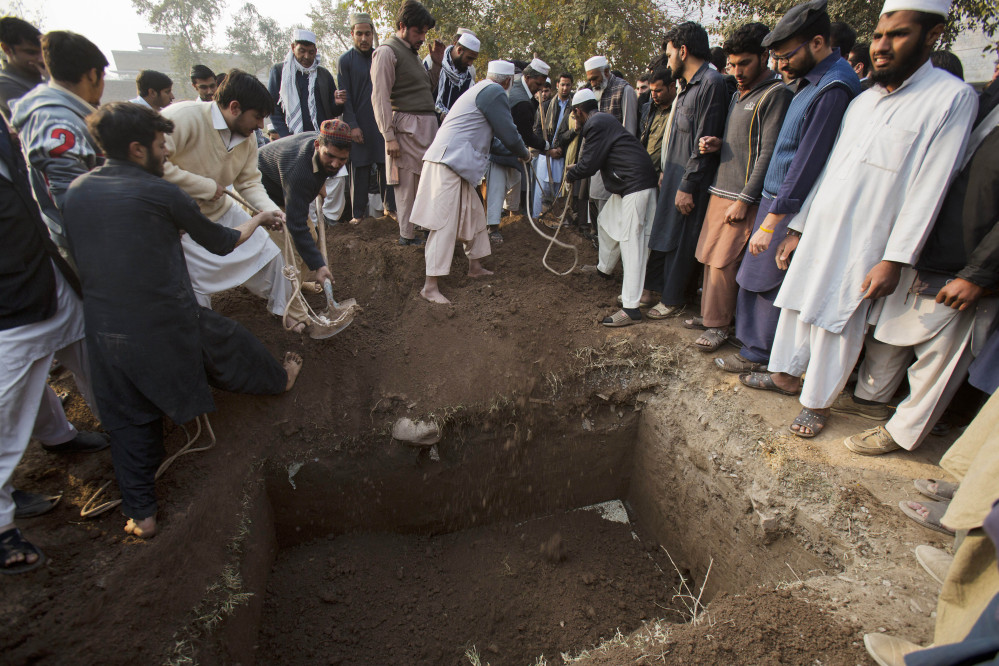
[
  {"x1": 457, "y1": 27, "x2": 476, "y2": 36},
  {"x1": 571, "y1": 88, "x2": 597, "y2": 107},
  {"x1": 880, "y1": 0, "x2": 950, "y2": 15},
  {"x1": 458, "y1": 33, "x2": 480, "y2": 51},
  {"x1": 528, "y1": 58, "x2": 550, "y2": 75},
  {"x1": 293, "y1": 29, "x2": 318, "y2": 44},
  {"x1": 584, "y1": 55, "x2": 609, "y2": 71},
  {"x1": 488, "y1": 60, "x2": 515, "y2": 76}
]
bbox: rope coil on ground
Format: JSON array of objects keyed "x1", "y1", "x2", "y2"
[{"x1": 80, "y1": 414, "x2": 217, "y2": 519}]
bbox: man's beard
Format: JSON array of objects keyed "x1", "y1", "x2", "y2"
[
  {"x1": 144, "y1": 153, "x2": 164, "y2": 177},
  {"x1": 783, "y1": 49, "x2": 817, "y2": 81},
  {"x1": 869, "y1": 43, "x2": 924, "y2": 89}
]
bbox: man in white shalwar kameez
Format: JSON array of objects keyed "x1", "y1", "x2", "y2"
[
  {"x1": 741, "y1": 0, "x2": 978, "y2": 437},
  {"x1": 416, "y1": 61, "x2": 530, "y2": 304},
  {"x1": 161, "y1": 71, "x2": 305, "y2": 330}
]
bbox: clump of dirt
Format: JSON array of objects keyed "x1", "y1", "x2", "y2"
[
  {"x1": 257, "y1": 508, "x2": 680, "y2": 665},
  {"x1": 576, "y1": 589, "x2": 866, "y2": 665}
]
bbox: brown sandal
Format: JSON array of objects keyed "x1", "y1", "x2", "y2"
[{"x1": 715, "y1": 353, "x2": 767, "y2": 373}]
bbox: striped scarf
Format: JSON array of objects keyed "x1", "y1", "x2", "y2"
[{"x1": 278, "y1": 50, "x2": 320, "y2": 134}]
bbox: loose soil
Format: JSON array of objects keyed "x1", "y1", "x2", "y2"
[
  {"x1": 259, "y1": 508, "x2": 676, "y2": 665},
  {"x1": 1, "y1": 213, "x2": 964, "y2": 665}
]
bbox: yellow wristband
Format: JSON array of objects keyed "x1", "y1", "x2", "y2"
[{"x1": 759, "y1": 227, "x2": 774, "y2": 233}]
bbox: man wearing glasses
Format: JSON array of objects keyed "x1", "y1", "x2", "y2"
[{"x1": 714, "y1": 0, "x2": 861, "y2": 377}]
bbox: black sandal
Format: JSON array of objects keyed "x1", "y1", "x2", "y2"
[
  {"x1": 1, "y1": 528, "x2": 46, "y2": 575},
  {"x1": 789, "y1": 408, "x2": 828, "y2": 439}
]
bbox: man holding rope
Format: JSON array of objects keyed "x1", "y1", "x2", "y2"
[
  {"x1": 160, "y1": 70, "x2": 309, "y2": 332},
  {"x1": 564, "y1": 89, "x2": 658, "y2": 327},
  {"x1": 415, "y1": 60, "x2": 530, "y2": 304},
  {"x1": 62, "y1": 102, "x2": 303, "y2": 539},
  {"x1": 258, "y1": 119, "x2": 353, "y2": 293}
]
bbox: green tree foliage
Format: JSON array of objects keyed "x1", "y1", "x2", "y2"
[
  {"x1": 132, "y1": 0, "x2": 226, "y2": 73},
  {"x1": 307, "y1": 0, "x2": 356, "y2": 61},
  {"x1": 354, "y1": 0, "x2": 677, "y2": 80},
  {"x1": 226, "y1": 3, "x2": 288, "y2": 76},
  {"x1": 713, "y1": 0, "x2": 998, "y2": 48}
]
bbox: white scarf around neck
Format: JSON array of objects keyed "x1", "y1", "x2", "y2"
[{"x1": 279, "y1": 49, "x2": 321, "y2": 134}]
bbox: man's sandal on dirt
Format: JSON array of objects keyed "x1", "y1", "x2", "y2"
[
  {"x1": 914, "y1": 479, "x2": 958, "y2": 502},
  {"x1": 601, "y1": 309, "x2": 641, "y2": 327},
  {"x1": 739, "y1": 371, "x2": 800, "y2": 396},
  {"x1": 789, "y1": 407, "x2": 827, "y2": 438},
  {"x1": 864, "y1": 633, "x2": 922, "y2": 666},
  {"x1": 646, "y1": 303, "x2": 684, "y2": 320},
  {"x1": 1, "y1": 528, "x2": 46, "y2": 575},
  {"x1": 914, "y1": 545, "x2": 952, "y2": 586},
  {"x1": 616, "y1": 294, "x2": 657, "y2": 308},
  {"x1": 830, "y1": 393, "x2": 892, "y2": 421},
  {"x1": 13, "y1": 489, "x2": 63, "y2": 519},
  {"x1": 898, "y1": 500, "x2": 955, "y2": 535},
  {"x1": 714, "y1": 353, "x2": 767, "y2": 373},
  {"x1": 843, "y1": 426, "x2": 902, "y2": 455},
  {"x1": 694, "y1": 328, "x2": 728, "y2": 352},
  {"x1": 682, "y1": 316, "x2": 708, "y2": 330}
]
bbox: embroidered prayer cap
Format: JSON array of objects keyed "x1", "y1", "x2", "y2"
[
  {"x1": 571, "y1": 88, "x2": 597, "y2": 108},
  {"x1": 487, "y1": 60, "x2": 515, "y2": 76},
  {"x1": 320, "y1": 119, "x2": 353, "y2": 143},
  {"x1": 527, "y1": 58, "x2": 550, "y2": 76},
  {"x1": 458, "y1": 33, "x2": 481, "y2": 51},
  {"x1": 349, "y1": 12, "x2": 373, "y2": 28},
  {"x1": 880, "y1": 0, "x2": 951, "y2": 16},
  {"x1": 584, "y1": 55, "x2": 609, "y2": 71},
  {"x1": 761, "y1": 0, "x2": 828, "y2": 48},
  {"x1": 293, "y1": 29, "x2": 318, "y2": 44}
]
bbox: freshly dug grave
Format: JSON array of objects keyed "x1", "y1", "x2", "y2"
[
  {"x1": 1, "y1": 213, "x2": 955, "y2": 665},
  {"x1": 259, "y1": 507, "x2": 679, "y2": 665}
]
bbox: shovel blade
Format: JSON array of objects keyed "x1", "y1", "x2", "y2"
[{"x1": 308, "y1": 298, "x2": 360, "y2": 339}]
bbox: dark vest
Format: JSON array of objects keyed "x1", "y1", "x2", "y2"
[{"x1": 384, "y1": 35, "x2": 436, "y2": 114}]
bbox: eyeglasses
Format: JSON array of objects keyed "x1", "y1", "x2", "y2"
[{"x1": 770, "y1": 41, "x2": 808, "y2": 64}]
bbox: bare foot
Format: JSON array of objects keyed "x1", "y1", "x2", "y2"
[
  {"x1": 420, "y1": 285, "x2": 451, "y2": 304},
  {"x1": 124, "y1": 515, "x2": 158, "y2": 539},
  {"x1": 348, "y1": 217, "x2": 364, "y2": 226},
  {"x1": 770, "y1": 372, "x2": 802, "y2": 394},
  {"x1": 467, "y1": 260, "x2": 493, "y2": 277},
  {"x1": 283, "y1": 352, "x2": 303, "y2": 390},
  {"x1": 301, "y1": 281, "x2": 323, "y2": 295}
]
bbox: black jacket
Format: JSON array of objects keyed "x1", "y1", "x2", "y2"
[
  {"x1": 564, "y1": 111, "x2": 658, "y2": 197},
  {"x1": 0, "y1": 119, "x2": 79, "y2": 331},
  {"x1": 267, "y1": 63, "x2": 343, "y2": 137},
  {"x1": 915, "y1": 89, "x2": 999, "y2": 289}
]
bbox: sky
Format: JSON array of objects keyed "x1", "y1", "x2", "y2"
[{"x1": 34, "y1": 0, "x2": 319, "y2": 63}]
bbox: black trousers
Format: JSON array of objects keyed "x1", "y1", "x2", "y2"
[
  {"x1": 109, "y1": 418, "x2": 164, "y2": 520},
  {"x1": 351, "y1": 163, "x2": 395, "y2": 219}
]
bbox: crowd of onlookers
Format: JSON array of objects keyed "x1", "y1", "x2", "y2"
[{"x1": 2, "y1": 1, "x2": 999, "y2": 662}]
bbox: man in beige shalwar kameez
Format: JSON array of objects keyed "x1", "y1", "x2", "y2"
[
  {"x1": 415, "y1": 60, "x2": 530, "y2": 304},
  {"x1": 371, "y1": 0, "x2": 439, "y2": 245}
]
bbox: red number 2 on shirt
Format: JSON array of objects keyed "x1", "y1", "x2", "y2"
[{"x1": 49, "y1": 128, "x2": 76, "y2": 157}]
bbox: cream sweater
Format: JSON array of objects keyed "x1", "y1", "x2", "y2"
[{"x1": 161, "y1": 101, "x2": 278, "y2": 221}]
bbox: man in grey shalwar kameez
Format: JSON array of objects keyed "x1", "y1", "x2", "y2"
[
  {"x1": 642, "y1": 21, "x2": 729, "y2": 319},
  {"x1": 339, "y1": 13, "x2": 396, "y2": 224}
]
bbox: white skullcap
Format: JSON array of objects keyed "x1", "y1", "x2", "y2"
[
  {"x1": 528, "y1": 58, "x2": 550, "y2": 76},
  {"x1": 584, "y1": 55, "x2": 609, "y2": 71},
  {"x1": 458, "y1": 33, "x2": 480, "y2": 51},
  {"x1": 880, "y1": 0, "x2": 950, "y2": 15},
  {"x1": 571, "y1": 88, "x2": 597, "y2": 107},
  {"x1": 293, "y1": 29, "x2": 318, "y2": 44},
  {"x1": 457, "y1": 27, "x2": 476, "y2": 36},
  {"x1": 488, "y1": 60, "x2": 515, "y2": 76}
]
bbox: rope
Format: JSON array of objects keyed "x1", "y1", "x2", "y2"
[
  {"x1": 80, "y1": 414, "x2": 218, "y2": 519},
  {"x1": 520, "y1": 98, "x2": 578, "y2": 277},
  {"x1": 223, "y1": 189, "x2": 340, "y2": 332}
]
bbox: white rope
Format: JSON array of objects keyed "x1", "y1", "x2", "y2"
[{"x1": 80, "y1": 414, "x2": 218, "y2": 519}]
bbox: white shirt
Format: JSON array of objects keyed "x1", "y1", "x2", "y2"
[
  {"x1": 775, "y1": 61, "x2": 978, "y2": 334},
  {"x1": 210, "y1": 101, "x2": 249, "y2": 152},
  {"x1": 129, "y1": 95, "x2": 154, "y2": 110}
]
